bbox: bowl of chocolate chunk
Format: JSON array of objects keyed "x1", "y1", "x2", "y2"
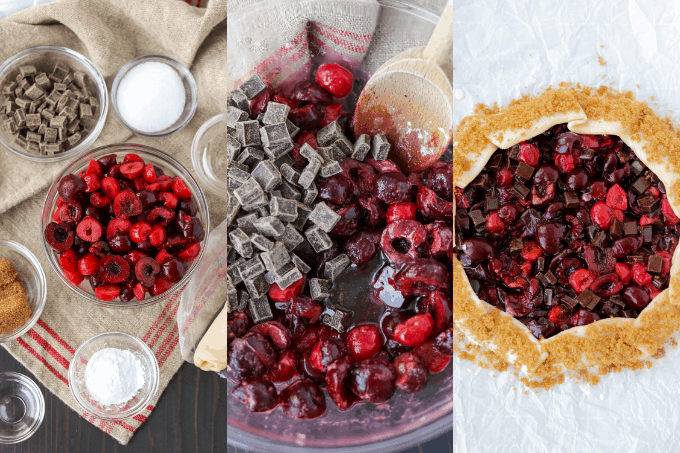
[
  {"x1": 0, "y1": 46, "x2": 108, "y2": 162},
  {"x1": 0, "y1": 240, "x2": 47, "y2": 342}
]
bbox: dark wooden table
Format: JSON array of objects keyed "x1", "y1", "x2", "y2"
[{"x1": 0, "y1": 347, "x2": 228, "y2": 453}]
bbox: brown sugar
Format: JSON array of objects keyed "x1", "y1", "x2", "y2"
[
  {"x1": 0, "y1": 258, "x2": 17, "y2": 286},
  {"x1": 450, "y1": 84, "x2": 680, "y2": 391},
  {"x1": 0, "y1": 259, "x2": 31, "y2": 335}
]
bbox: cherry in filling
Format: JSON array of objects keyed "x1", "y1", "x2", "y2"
[{"x1": 455, "y1": 124, "x2": 678, "y2": 339}]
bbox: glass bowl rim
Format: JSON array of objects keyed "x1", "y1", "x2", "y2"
[
  {"x1": 0, "y1": 45, "x2": 109, "y2": 163},
  {"x1": 0, "y1": 239, "x2": 47, "y2": 343},
  {"x1": 67, "y1": 331, "x2": 159, "y2": 421},
  {"x1": 0, "y1": 371, "x2": 45, "y2": 444},
  {"x1": 40, "y1": 143, "x2": 210, "y2": 309},
  {"x1": 190, "y1": 112, "x2": 228, "y2": 197},
  {"x1": 110, "y1": 54, "x2": 198, "y2": 138}
]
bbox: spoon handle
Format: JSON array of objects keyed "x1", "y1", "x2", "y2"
[{"x1": 422, "y1": 1, "x2": 453, "y2": 68}]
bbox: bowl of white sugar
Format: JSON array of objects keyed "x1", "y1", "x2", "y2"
[
  {"x1": 111, "y1": 55, "x2": 197, "y2": 138},
  {"x1": 68, "y1": 331, "x2": 159, "y2": 421}
]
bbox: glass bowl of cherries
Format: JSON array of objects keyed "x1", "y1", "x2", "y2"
[
  {"x1": 40, "y1": 144, "x2": 210, "y2": 308},
  {"x1": 227, "y1": 2, "x2": 453, "y2": 451}
]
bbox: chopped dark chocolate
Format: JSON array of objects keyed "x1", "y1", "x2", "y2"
[
  {"x1": 515, "y1": 162, "x2": 535, "y2": 180},
  {"x1": 641, "y1": 224, "x2": 653, "y2": 242},
  {"x1": 509, "y1": 238, "x2": 524, "y2": 255},
  {"x1": 647, "y1": 255, "x2": 664, "y2": 274},
  {"x1": 544, "y1": 270, "x2": 558, "y2": 285},
  {"x1": 469, "y1": 210, "x2": 486, "y2": 228},
  {"x1": 630, "y1": 159, "x2": 645, "y2": 175},
  {"x1": 485, "y1": 196, "x2": 499, "y2": 212},
  {"x1": 560, "y1": 295, "x2": 578, "y2": 310},
  {"x1": 610, "y1": 218, "x2": 623, "y2": 239},
  {"x1": 623, "y1": 221, "x2": 638, "y2": 236},
  {"x1": 637, "y1": 194, "x2": 659, "y2": 212},
  {"x1": 631, "y1": 176, "x2": 651, "y2": 194},
  {"x1": 576, "y1": 289, "x2": 600, "y2": 310},
  {"x1": 511, "y1": 182, "x2": 530, "y2": 199},
  {"x1": 564, "y1": 191, "x2": 580, "y2": 209}
]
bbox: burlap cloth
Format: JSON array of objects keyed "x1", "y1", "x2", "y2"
[{"x1": 0, "y1": 0, "x2": 226, "y2": 445}]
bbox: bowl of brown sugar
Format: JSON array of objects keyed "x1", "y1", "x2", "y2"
[{"x1": 0, "y1": 240, "x2": 46, "y2": 342}]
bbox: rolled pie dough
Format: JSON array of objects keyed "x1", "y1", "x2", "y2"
[{"x1": 193, "y1": 304, "x2": 228, "y2": 372}]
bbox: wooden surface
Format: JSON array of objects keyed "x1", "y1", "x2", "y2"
[{"x1": 0, "y1": 346, "x2": 228, "y2": 453}]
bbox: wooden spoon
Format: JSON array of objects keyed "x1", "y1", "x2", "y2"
[{"x1": 353, "y1": 2, "x2": 453, "y2": 173}]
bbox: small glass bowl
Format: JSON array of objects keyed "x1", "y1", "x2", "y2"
[
  {"x1": 111, "y1": 55, "x2": 197, "y2": 138},
  {"x1": 0, "y1": 372, "x2": 45, "y2": 444},
  {"x1": 0, "y1": 240, "x2": 47, "y2": 342},
  {"x1": 0, "y1": 46, "x2": 108, "y2": 163},
  {"x1": 40, "y1": 144, "x2": 210, "y2": 308},
  {"x1": 68, "y1": 332, "x2": 159, "y2": 421},
  {"x1": 190, "y1": 113, "x2": 227, "y2": 196}
]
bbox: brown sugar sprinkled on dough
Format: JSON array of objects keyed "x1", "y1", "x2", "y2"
[
  {"x1": 598, "y1": 55, "x2": 606, "y2": 66},
  {"x1": 0, "y1": 259, "x2": 31, "y2": 335},
  {"x1": 451, "y1": 84, "x2": 680, "y2": 390}
]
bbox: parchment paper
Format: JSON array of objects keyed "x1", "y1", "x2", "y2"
[{"x1": 451, "y1": 0, "x2": 680, "y2": 451}]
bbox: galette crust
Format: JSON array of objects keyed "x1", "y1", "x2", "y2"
[{"x1": 451, "y1": 85, "x2": 680, "y2": 380}]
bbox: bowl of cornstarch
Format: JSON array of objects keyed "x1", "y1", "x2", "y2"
[
  {"x1": 111, "y1": 55, "x2": 197, "y2": 138},
  {"x1": 68, "y1": 331, "x2": 159, "y2": 421}
]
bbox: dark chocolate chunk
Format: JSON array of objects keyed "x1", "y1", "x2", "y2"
[
  {"x1": 631, "y1": 177, "x2": 651, "y2": 194},
  {"x1": 593, "y1": 231, "x2": 610, "y2": 249},
  {"x1": 544, "y1": 270, "x2": 558, "y2": 285},
  {"x1": 486, "y1": 153, "x2": 502, "y2": 170},
  {"x1": 536, "y1": 256, "x2": 545, "y2": 273},
  {"x1": 652, "y1": 274, "x2": 667, "y2": 289},
  {"x1": 637, "y1": 194, "x2": 659, "y2": 212},
  {"x1": 561, "y1": 295, "x2": 578, "y2": 310},
  {"x1": 248, "y1": 295, "x2": 273, "y2": 323},
  {"x1": 576, "y1": 289, "x2": 600, "y2": 310},
  {"x1": 622, "y1": 309, "x2": 637, "y2": 318},
  {"x1": 511, "y1": 182, "x2": 530, "y2": 199},
  {"x1": 641, "y1": 224, "x2": 653, "y2": 242},
  {"x1": 625, "y1": 254, "x2": 644, "y2": 263},
  {"x1": 610, "y1": 295, "x2": 625, "y2": 307},
  {"x1": 544, "y1": 288, "x2": 554, "y2": 306},
  {"x1": 630, "y1": 160, "x2": 645, "y2": 176},
  {"x1": 509, "y1": 238, "x2": 523, "y2": 255},
  {"x1": 469, "y1": 210, "x2": 486, "y2": 227},
  {"x1": 586, "y1": 224, "x2": 600, "y2": 242},
  {"x1": 610, "y1": 218, "x2": 623, "y2": 239},
  {"x1": 485, "y1": 196, "x2": 499, "y2": 211},
  {"x1": 371, "y1": 133, "x2": 391, "y2": 160},
  {"x1": 623, "y1": 221, "x2": 638, "y2": 236},
  {"x1": 238, "y1": 74, "x2": 267, "y2": 100},
  {"x1": 647, "y1": 255, "x2": 664, "y2": 274},
  {"x1": 508, "y1": 145, "x2": 520, "y2": 161},
  {"x1": 536, "y1": 273, "x2": 549, "y2": 287},
  {"x1": 471, "y1": 173, "x2": 493, "y2": 190},
  {"x1": 515, "y1": 162, "x2": 535, "y2": 180},
  {"x1": 564, "y1": 191, "x2": 580, "y2": 209},
  {"x1": 322, "y1": 308, "x2": 352, "y2": 333}
]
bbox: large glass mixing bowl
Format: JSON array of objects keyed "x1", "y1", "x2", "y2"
[{"x1": 227, "y1": 0, "x2": 453, "y2": 451}]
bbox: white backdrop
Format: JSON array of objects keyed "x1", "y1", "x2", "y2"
[{"x1": 452, "y1": 0, "x2": 680, "y2": 451}]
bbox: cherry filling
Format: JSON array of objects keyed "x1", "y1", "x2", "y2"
[
  {"x1": 227, "y1": 67, "x2": 455, "y2": 420},
  {"x1": 455, "y1": 124, "x2": 678, "y2": 339}
]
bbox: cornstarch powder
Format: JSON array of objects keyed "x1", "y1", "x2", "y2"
[
  {"x1": 85, "y1": 348, "x2": 145, "y2": 406},
  {"x1": 117, "y1": 61, "x2": 185, "y2": 133}
]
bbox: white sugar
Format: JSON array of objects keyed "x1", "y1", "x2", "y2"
[
  {"x1": 85, "y1": 347, "x2": 145, "y2": 406},
  {"x1": 117, "y1": 61, "x2": 186, "y2": 133}
]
